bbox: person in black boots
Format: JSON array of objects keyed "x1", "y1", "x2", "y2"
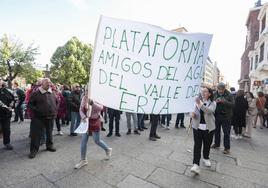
[
  {"x1": 175, "y1": 113, "x2": 185, "y2": 128},
  {"x1": 0, "y1": 79, "x2": 15, "y2": 150},
  {"x1": 12, "y1": 82, "x2": 25, "y2": 123},
  {"x1": 28, "y1": 78, "x2": 58, "y2": 158},
  {"x1": 149, "y1": 114, "x2": 161, "y2": 141},
  {"x1": 107, "y1": 108, "x2": 121, "y2": 137}
]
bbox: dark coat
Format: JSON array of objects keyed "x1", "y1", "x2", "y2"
[
  {"x1": 233, "y1": 95, "x2": 248, "y2": 127},
  {"x1": 70, "y1": 91, "x2": 81, "y2": 112},
  {"x1": 28, "y1": 89, "x2": 58, "y2": 119},
  {"x1": 0, "y1": 88, "x2": 14, "y2": 119},
  {"x1": 214, "y1": 90, "x2": 235, "y2": 120}
]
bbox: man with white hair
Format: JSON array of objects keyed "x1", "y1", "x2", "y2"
[
  {"x1": 0, "y1": 79, "x2": 15, "y2": 150},
  {"x1": 28, "y1": 78, "x2": 58, "y2": 158}
]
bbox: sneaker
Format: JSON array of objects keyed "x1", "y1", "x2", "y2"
[
  {"x1": 238, "y1": 135, "x2": 243, "y2": 139},
  {"x1": 126, "y1": 129, "x2": 131, "y2": 135},
  {"x1": 211, "y1": 144, "x2": 220, "y2": 149},
  {"x1": 149, "y1": 137, "x2": 157, "y2": 141},
  {"x1": 141, "y1": 126, "x2": 148, "y2": 130},
  {"x1": 134, "y1": 130, "x2": 140, "y2": 135},
  {"x1": 115, "y1": 133, "x2": 121, "y2": 137},
  {"x1": 160, "y1": 123, "x2": 166, "y2": 128},
  {"x1": 70, "y1": 133, "x2": 78, "y2": 136},
  {"x1": 234, "y1": 135, "x2": 239, "y2": 140},
  {"x1": 75, "y1": 160, "x2": 88, "y2": 169},
  {"x1": 46, "y1": 147, "x2": 56, "y2": 152},
  {"x1": 57, "y1": 131, "x2": 63, "y2": 136},
  {"x1": 107, "y1": 132, "x2": 112, "y2": 137},
  {"x1": 190, "y1": 164, "x2": 200, "y2": 175},
  {"x1": 203, "y1": 159, "x2": 211, "y2": 167},
  {"x1": 223, "y1": 149, "x2": 230, "y2": 154},
  {"x1": 138, "y1": 128, "x2": 144, "y2": 131},
  {"x1": 4, "y1": 144, "x2": 13, "y2": 150},
  {"x1": 165, "y1": 126, "x2": 170, "y2": 130},
  {"x1": 180, "y1": 125, "x2": 186, "y2": 128},
  {"x1": 101, "y1": 127, "x2": 106, "y2": 131},
  {"x1": 106, "y1": 148, "x2": 112, "y2": 159},
  {"x1": 28, "y1": 151, "x2": 37, "y2": 159}
]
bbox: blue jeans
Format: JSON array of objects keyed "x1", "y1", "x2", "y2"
[
  {"x1": 70, "y1": 112, "x2": 81, "y2": 134},
  {"x1": 137, "y1": 114, "x2": 145, "y2": 128},
  {"x1": 81, "y1": 132, "x2": 109, "y2": 160}
]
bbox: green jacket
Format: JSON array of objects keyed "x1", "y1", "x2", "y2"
[{"x1": 214, "y1": 90, "x2": 235, "y2": 120}]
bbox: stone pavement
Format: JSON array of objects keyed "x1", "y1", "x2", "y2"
[{"x1": 0, "y1": 115, "x2": 268, "y2": 188}]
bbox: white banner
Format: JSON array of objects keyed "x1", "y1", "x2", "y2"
[{"x1": 89, "y1": 16, "x2": 212, "y2": 114}]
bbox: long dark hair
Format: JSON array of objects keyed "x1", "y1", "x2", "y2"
[
  {"x1": 204, "y1": 87, "x2": 214, "y2": 101},
  {"x1": 246, "y1": 91, "x2": 254, "y2": 99}
]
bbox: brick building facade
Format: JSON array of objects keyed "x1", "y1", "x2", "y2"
[{"x1": 239, "y1": 4, "x2": 261, "y2": 91}]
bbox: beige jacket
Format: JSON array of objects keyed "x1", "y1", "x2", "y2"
[{"x1": 191, "y1": 100, "x2": 216, "y2": 132}]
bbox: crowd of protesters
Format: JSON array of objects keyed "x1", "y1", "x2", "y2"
[{"x1": 0, "y1": 78, "x2": 267, "y2": 173}]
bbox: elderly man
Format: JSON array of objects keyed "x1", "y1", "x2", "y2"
[
  {"x1": 28, "y1": 78, "x2": 58, "y2": 158},
  {"x1": 0, "y1": 79, "x2": 15, "y2": 150},
  {"x1": 211, "y1": 83, "x2": 235, "y2": 154}
]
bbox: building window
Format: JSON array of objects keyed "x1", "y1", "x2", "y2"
[
  {"x1": 260, "y1": 43, "x2": 264, "y2": 62},
  {"x1": 262, "y1": 14, "x2": 266, "y2": 33},
  {"x1": 255, "y1": 55, "x2": 259, "y2": 69},
  {"x1": 251, "y1": 57, "x2": 253, "y2": 70}
]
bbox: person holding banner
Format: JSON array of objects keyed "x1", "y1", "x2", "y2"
[
  {"x1": 149, "y1": 114, "x2": 161, "y2": 141},
  {"x1": 190, "y1": 87, "x2": 216, "y2": 175},
  {"x1": 126, "y1": 112, "x2": 140, "y2": 135},
  {"x1": 75, "y1": 84, "x2": 112, "y2": 169},
  {"x1": 107, "y1": 108, "x2": 122, "y2": 137}
]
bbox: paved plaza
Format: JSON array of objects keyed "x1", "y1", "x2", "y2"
[{"x1": 0, "y1": 115, "x2": 268, "y2": 188}]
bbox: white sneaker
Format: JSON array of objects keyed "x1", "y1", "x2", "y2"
[
  {"x1": 57, "y1": 131, "x2": 63, "y2": 136},
  {"x1": 75, "y1": 160, "x2": 88, "y2": 169},
  {"x1": 203, "y1": 159, "x2": 211, "y2": 167},
  {"x1": 165, "y1": 126, "x2": 170, "y2": 130},
  {"x1": 234, "y1": 135, "x2": 239, "y2": 140},
  {"x1": 106, "y1": 148, "x2": 112, "y2": 159},
  {"x1": 190, "y1": 164, "x2": 200, "y2": 174},
  {"x1": 160, "y1": 124, "x2": 165, "y2": 128},
  {"x1": 239, "y1": 135, "x2": 243, "y2": 139}
]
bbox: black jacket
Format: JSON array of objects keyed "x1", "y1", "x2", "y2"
[
  {"x1": 0, "y1": 87, "x2": 14, "y2": 119},
  {"x1": 70, "y1": 91, "x2": 81, "y2": 112},
  {"x1": 233, "y1": 95, "x2": 248, "y2": 127}
]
